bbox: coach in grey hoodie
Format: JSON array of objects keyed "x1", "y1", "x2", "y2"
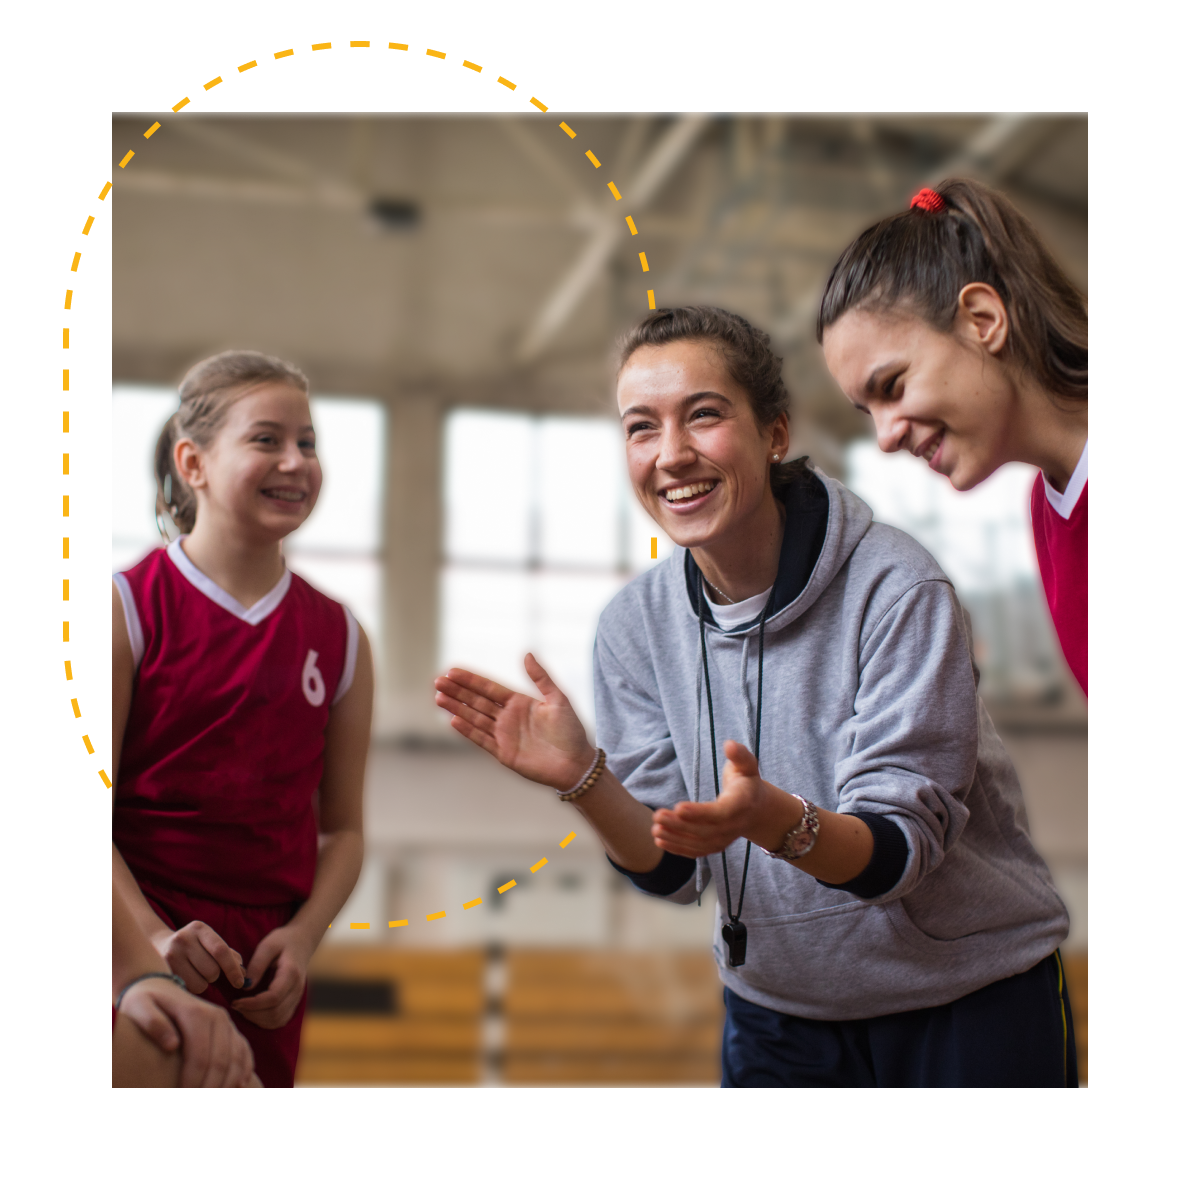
[{"x1": 594, "y1": 464, "x2": 1069, "y2": 1022}]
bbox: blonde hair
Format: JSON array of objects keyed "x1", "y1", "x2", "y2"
[{"x1": 154, "y1": 350, "x2": 309, "y2": 535}]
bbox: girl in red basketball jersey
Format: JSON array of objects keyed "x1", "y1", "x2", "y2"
[
  {"x1": 111, "y1": 351, "x2": 373, "y2": 1087},
  {"x1": 818, "y1": 179, "x2": 1087, "y2": 694}
]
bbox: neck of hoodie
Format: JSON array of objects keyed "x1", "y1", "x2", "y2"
[{"x1": 685, "y1": 469, "x2": 830, "y2": 633}]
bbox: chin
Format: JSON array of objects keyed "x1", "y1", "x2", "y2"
[
  {"x1": 949, "y1": 456, "x2": 1003, "y2": 492},
  {"x1": 255, "y1": 515, "x2": 307, "y2": 542},
  {"x1": 662, "y1": 519, "x2": 728, "y2": 552}
]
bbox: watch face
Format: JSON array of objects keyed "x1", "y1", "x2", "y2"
[
  {"x1": 783, "y1": 811, "x2": 817, "y2": 858},
  {"x1": 765, "y1": 802, "x2": 818, "y2": 858}
]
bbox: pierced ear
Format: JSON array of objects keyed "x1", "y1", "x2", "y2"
[
  {"x1": 771, "y1": 412, "x2": 791, "y2": 461},
  {"x1": 956, "y1": 283, "x2": 1009, "y2": 355}
]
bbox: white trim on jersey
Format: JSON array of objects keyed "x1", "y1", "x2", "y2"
[
  {"x1": 332, "y1": 605, "x2": 359, "y2": 706},
  {"x1": 1042, "y1": 440, "x2": 1088, "y2": 520},
  {"x1": 167, "y1": 537, "x2": 293, "y2": 626},
  {"x1": 112, "y1": 572, "x2": 146, "y2": 672}
]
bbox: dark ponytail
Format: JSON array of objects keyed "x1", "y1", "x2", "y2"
[{"x1": 816, "y1": 178, "x2": 1087, "y2": 402}]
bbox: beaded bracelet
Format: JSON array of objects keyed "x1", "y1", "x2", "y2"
[
  {"x1": 557, "y1": 748, "x2": 607, "y2": 802},
  {"x1": 114, "y1": 971, "x2": 189, "y2": 1012}
]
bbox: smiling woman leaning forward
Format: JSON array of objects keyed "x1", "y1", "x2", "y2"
[
  {"x1": 816, "y1": 177, "x2": 1088, "y2": 695},
  {"x1": 435, "y1": 306, "x2": 1078, "y2": 1088}
]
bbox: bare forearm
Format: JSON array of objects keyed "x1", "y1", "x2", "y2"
[
  {"x1": 288, "y1": 830, "x2": 364, "y2": 949},
  {"x1": 750, "y1": 782, "x2": 873, "y2": 884},
  {"x1": 567, "y1": 768, "x2": 872, "y2": 881},
  {"x1": 112, "y1": 883, "x2": 170, "y2": 999},
  {"x1": 112, "y1": 845, "x2": 171, "y2": 942},
  {"x1": 570, "y1": 770, "x2": 663, "y2": 873}
]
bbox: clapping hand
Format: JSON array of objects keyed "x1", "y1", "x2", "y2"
[
  {"x1": 435, "y1": 654, "x2": 595, "y2": 792},
  {"x1": 652, "y1": 740, "x2": 799, "y2": 857}
]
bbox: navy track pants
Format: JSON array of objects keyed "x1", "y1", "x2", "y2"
[{"x1": 721, "y1": 951, "x2": 1078, "y2": 1087}]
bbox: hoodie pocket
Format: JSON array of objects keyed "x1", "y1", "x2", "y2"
[
  {"x1": 882, "y1": 897, "x2": 974, "y2": 957},
  {"x1": 728, "y1": 898, "x2": 929, "y2": 1016}
]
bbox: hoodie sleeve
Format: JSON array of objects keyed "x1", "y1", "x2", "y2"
[
  {"x1": 833, "y1": 578, "x2": 979, "y2": 902},
  {"x1": 593, "y1": 616, "x2": 705, "y2": 906},
  {"x1": 594, "y1": 621, "x2": 687, "y2": 810}
]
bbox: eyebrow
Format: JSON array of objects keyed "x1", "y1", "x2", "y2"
[
  {"x1": 246, "y1": 420, "x2": 315, "y2": 432},
  {"x1": 619, "y1": 390, "x2": 733, "y2": 419}
]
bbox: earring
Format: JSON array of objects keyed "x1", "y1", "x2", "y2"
[{"x1": 772, "y1": 454, "x2": 780, "y2": 462}]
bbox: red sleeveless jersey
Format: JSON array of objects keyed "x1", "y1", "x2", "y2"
[
  {"x1": 1031, "y1": 477, "x2": 1087, "y2": 696},
  {"x1": 113, "y1": 539, "x2": 358, "y2": 906}
]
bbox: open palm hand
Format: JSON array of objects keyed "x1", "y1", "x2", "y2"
[
  {"x1": 651, "y1": 740, "x2": 791, "y2": 857},
  {"x1": 434, "y1": 654, "x2": 594, "y2": 791}
]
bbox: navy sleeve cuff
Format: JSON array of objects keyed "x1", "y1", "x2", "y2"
[
  {"x1": 608, "y1": 850, "x2": 697, "y2": 896},
  {"x1": 818, "y1": 813, "x2": 909, "y2": 900}
]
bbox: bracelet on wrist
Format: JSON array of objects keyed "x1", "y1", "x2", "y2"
[
  {"x1": 114, "y1": 971, "x2": 189, "y2": 1012},
  {"x1": 557, "y1": 748, "x2": 606, "y2": 803}
]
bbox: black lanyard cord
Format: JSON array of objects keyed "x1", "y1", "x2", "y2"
[{"x1": 698, "y1": 572, "x2": 777, "y2": 927}]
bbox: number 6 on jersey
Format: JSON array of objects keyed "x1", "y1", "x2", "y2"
[{"x1": 302, "y1": 649, "x2": 326, "y2": 707}]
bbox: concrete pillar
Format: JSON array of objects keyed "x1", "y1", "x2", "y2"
[{"x1": 378, "y1": 393, "x2": 444, "y2": 738}]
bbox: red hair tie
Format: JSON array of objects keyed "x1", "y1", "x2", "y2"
[{"x1": 910, "y1": 188, "x2": 946, "y2": 213}]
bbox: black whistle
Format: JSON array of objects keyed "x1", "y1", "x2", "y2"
[{"x1": 721, "y1": 919, "x2": 748, "y2": 967}]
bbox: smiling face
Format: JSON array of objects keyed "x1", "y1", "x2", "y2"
[
  {"x1": 177, "y1": 381, "x2": 321, "y2": 543},
  {"x1": 822, "y1": 304, "x2": 1019, "y2": 492},
  {"x1": 617, "y1": 339, "x2": 787, "y2": 553}
]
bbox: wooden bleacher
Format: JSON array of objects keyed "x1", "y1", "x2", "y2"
[
  {"x1": 296, "y1": 946, "x2": 1086, "y2": 1086},
  {"x1": 296, "y1": 946, "x2": 723, "y2": 1086},
  {"x1": 503, "y1": 950, "x2": 723, "y2": 1084},
  {"x1": 296, "y1": 947, "x2": 485, "y2": 1084}
]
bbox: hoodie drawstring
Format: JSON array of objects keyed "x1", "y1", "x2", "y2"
[{"x1": 739, "y1": 635, "x2": 755, "y2": 748}]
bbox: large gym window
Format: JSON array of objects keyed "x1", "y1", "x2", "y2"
[
  {"x1": 110, "y1": 384, "x2": 386, "y2": 655},
  {"x1": 440, "y1": 409, "x2": 671, "y2": 732}
]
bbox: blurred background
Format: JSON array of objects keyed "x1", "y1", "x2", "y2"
[{"x1": 112, "y1": 112, "x2": 1087, "y2": 1085}]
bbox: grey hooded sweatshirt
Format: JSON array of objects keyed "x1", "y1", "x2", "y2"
[{"x1": 593, "y1": 467, "x2": 1069, "y2": 1022}]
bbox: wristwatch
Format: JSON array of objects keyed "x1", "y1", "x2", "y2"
[{"x1": 762, "y1": 795, "x2": 820, "y2": 860}]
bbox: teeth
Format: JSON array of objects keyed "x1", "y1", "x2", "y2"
[
  {"x1": 265, "y1": 489, "x2": 304, "y2": 501},
  {"x1": 921, "y1": 435, "x2": 942, "y2": 462},
  {"x1": 664, "y1": 481, "x2": 716, "y2": 502}
]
